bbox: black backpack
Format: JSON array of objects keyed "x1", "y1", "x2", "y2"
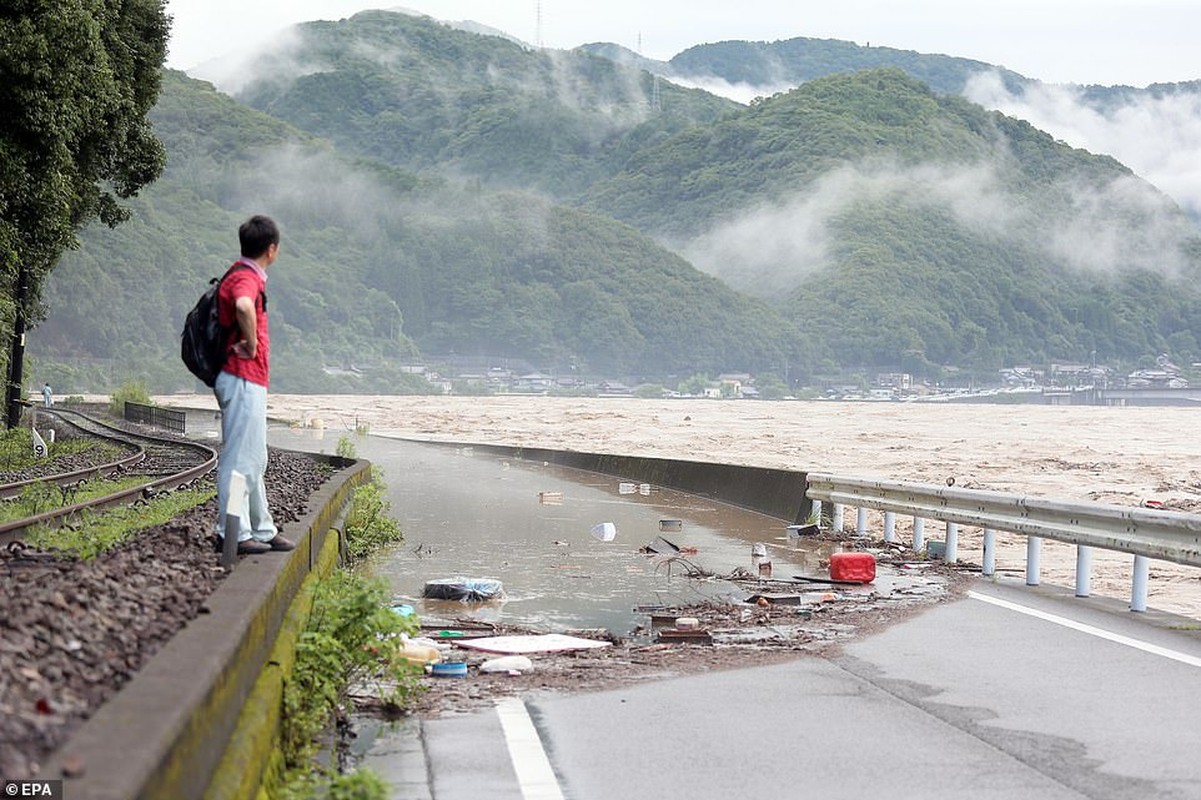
[{"x1": 181, "y1": 264, "x2": 254, "y2": 387}]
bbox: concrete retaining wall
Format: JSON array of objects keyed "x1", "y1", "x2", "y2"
[
  {"x1": 410, "y1": 440, "x2": 812, "y2": 523},
  {"x1": 38, "y1": 453, "x2": 372, "y2": 800}
]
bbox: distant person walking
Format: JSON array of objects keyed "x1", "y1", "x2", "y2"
[
  {"x1": 214, "y1": 215, "x2": 294, "y2": 555},
  {"x1": 41, "y1": 383, "x2": 52, "y2": 408}
]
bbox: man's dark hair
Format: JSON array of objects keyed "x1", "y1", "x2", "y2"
[{"x1": 239, "y1": 215, "x2": 280, "y2": 258}]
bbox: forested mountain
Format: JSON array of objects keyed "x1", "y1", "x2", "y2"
[
  {"x1": 582, "y1": 37, "x2": 1032, "y2": 97},
  {"x1": 232, "y1": 11, "x2": 739, "y2": 198},
  {"x1": 32, "y1": 70, "x2": 797, "y2": 392},
  {"x1": 580, "y1": 69, "x2": 1201, "y2": 371},
  {"x1": 28, "y1": 11, "x2": 1201, "y2": 392}
]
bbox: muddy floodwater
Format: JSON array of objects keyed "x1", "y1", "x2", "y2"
[{"x1": 268, "y1": 427, "x2": 888, "y2": 635}]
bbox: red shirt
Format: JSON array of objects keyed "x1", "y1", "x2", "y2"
[{"x1": 217, "y1": 259, "x2": 270, "y2": 387}]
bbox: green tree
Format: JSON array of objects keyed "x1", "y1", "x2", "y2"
[{"x1": 0, "y1": 0, "x2": 170, "y2": 425}]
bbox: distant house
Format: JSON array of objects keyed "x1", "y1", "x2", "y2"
[
  {"x1": 875, "y1": 372, "x2": 912, "y2": 390},
  {"x1": 597, "y1": 381, "x2": 633, "y2": 397},
  {"x1": 718, "y1": 373, "x2": 750, "y2": 397},
  {"x1": 487, "y1": 366, "x2": 514, "y2": 383},
  {"x1": 513, "y1": 373, "x2": 554, "y2": 394}
]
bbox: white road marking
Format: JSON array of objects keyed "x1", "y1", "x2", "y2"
[
  {"x1": 496, "y1": 697, "x2": 565, "y2": 800},
  {"x1": 968, "y1": 590, "x2": 1201, "y2": 668}
]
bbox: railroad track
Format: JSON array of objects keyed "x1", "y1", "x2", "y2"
[{"x1": 0, "y1": 407, "x2": 217, "y2": 546}]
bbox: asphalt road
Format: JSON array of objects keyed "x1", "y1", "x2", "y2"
[{"x1": 382, "y1": 578, "x2": 1201, "y2": 800}]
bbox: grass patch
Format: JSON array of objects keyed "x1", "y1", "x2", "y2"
[
  {"x1": 278, "y1": 571, "x2": 422, "y2": 799},
  {"x1": 0, "y1": 428, "x2": 125, "y2": 474},
  {"x1": 23, "y1": 484, "x2": 215, "y2": 559},
  {"x1": 0, "y1": 475, "x2": 152, "y2": 523},
  {"x1": 343, "y1": 470, "x2": 404, "y2": 562}
]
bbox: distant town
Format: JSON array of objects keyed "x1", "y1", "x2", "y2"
[{"x1": 376, "y1": 353, "x2": 1201, "y2": 406}]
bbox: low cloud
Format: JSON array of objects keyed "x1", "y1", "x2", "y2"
[
  {"x1": 1045, "y1": 173, "x2": 1192, "y2": 277},
  {"x1": 965, "y1": 71, "x2": 1201, "y2": 221},
  {"x1": 682, "y1": 156, "x2": 1197, "y2": 300},
  {"x1": 682, "y1": 161, "x2": 1015, "y2": 298},
  {"x1": 189, "y1": 28, "x2": 323, "y2": 95},
  {"x1": 667, "y1": 73, "x2": 794, "y2": 105}
]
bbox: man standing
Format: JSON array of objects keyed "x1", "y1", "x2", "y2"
[
  {"x1": 214, "y1": 215, "x2": 293, "y2": 555},
  {"x1": 41, "y1": 383, "x2": 52, "y2": 408}
]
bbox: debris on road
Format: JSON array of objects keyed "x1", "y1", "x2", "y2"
[{"x1": 456, "y1": 633, "x2": 613, "y2": 655}]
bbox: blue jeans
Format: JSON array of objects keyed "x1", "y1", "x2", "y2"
[{"x1": 214, "y1": 371, "x2": 277, "y2": 542}]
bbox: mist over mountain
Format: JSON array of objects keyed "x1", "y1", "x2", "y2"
[
  {"x1": 29, "y1": 10, "x2": 1201, "y2": 392},
  {"x1": 594, "y1": 35, "x2": 1201, "y2": 224},
  {"x1": 228, "y1": 11, "x2": 737, "y2": 198}
]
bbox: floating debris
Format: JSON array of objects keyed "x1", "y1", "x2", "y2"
[
  {"x1": 422, "y1": 577, "x2": 505, "y2": 602},
  {"x1": 590, "y1": 522, "x2": 617, "y2": 541}
]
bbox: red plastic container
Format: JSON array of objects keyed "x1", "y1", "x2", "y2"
[{"x1": 829, "y1": 552, "x2": 876, "y2": 583}]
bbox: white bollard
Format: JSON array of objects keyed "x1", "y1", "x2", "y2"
[
  {"x1": 1131, "y1": 555, "x2": 1150, "y2": 612},
  {"x1": 945, "y1": 522, "x2": 959, "y2": 563},
  {"x1": 912, "y1": 517, "x2": 925, "y2": 553},
  {"x1": 856, "y1": 507, "x2": 868, "y2": 537},
  {"x1": 982, "y1": 528, "x2": 996, "y2": 576},
  {"x1": 883, "y1": 512, "x2": 896, "y2": 543},
  {"x1": 31, "y1": 428, "x2": 47, "y2": 458},
  {"x1": 1075, "y1": 546, "x2": 1093, "y2": 597},
  {"x1": 1026, "y1": 536, "x2": 1042, "y2": 586}
]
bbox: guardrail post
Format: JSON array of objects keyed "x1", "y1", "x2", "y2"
[
  {"x1": 982, "y1": 528, "x2": 996, "y2": 576},
  {"x1": 1026, "y1": 536, "x2": 1042, "y2": 586},
  {"x1": 883, "y1": 512, "x2": 896, "y2": 543},
  {"x1": 945, "y1": 522, "x2": 959, "y2": 563},
  {"x1": 1131, "y1": 555, "x2": 1150, "y2": 612},
  {"x1": 856, "y1": 507, "x2": 868, "y2": 537},
  {"x1": 912, "y1": 517, "x2": 925, "y2": 553},
  {"x1": 832, "y1": 504, "x2": 844, "y2": 534},
  {"x1": 1075, "y1": 546, "x2": 1093, "y2": 597}
]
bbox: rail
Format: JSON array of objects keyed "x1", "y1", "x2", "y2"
[
  {"x1": 0, "y1": 408, "x2": 217, "y2": 544},
  {"x1": 805, "y1": 472, "x2": 1201, "y2": 612}
]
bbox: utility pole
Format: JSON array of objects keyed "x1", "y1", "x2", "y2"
[{"x1": 6, "y1": 263, "x2": 28, "y2": 429}]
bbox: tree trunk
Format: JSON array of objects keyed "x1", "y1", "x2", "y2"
[{"x1": 6, "y1": 264, "x2": 28, "y2": 429}]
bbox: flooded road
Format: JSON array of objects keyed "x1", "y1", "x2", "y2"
[{"x1": 270, "y1": 427, "x2": 846, "y2": 634}]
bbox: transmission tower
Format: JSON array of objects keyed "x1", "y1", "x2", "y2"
[{"x1": 536, "y1": 0, "x2": 543, "y2": 48}]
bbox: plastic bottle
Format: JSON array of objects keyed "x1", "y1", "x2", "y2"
[{"x1": 399, "y1": 635, "x2": 442, "y2": 666}]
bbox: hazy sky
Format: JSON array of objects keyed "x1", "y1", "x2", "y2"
[{"x1": 165, "y1": 0, "x2": 1201, "y2": 88}]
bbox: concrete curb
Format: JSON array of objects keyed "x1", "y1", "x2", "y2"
[{"x1": 38, "y1": 453, "x2": 373, "y2": 800}]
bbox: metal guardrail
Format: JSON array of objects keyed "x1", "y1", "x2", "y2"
[
  {"x1": 805, "y1": 472, "x2": 1201, "y2": 612},
  {"x1": 124, "y1": 401, "x2": 187, "y2": 433}
]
